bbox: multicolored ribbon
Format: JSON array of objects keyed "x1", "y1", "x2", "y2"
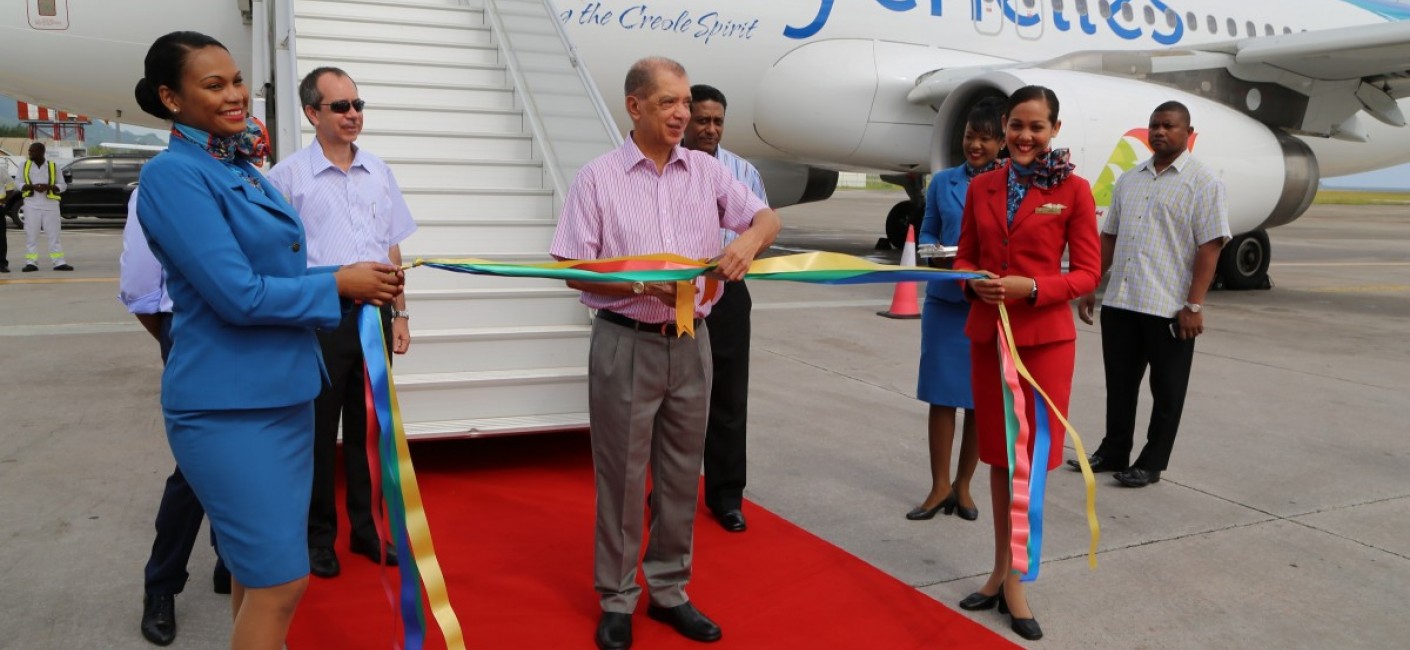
[
  {"x1": 360, "y1": 306, "x2": 465, "y2": 650},
  {"x1": 995, "y1": 305, "x2": 1100, "y2": 581}
]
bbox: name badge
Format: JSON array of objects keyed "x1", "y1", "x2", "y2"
[{"x1": 1036, "y1": 203, "x2": 1066, "y2": 215}]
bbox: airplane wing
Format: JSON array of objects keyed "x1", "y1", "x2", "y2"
[{"x1": 909, "y1": 21, "x2": 1410, "y2": 141}]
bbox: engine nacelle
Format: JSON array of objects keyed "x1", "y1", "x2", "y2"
[
  {"x1": 929, "y1": 69, "x2": 1319, "y2": 234},
  {"x1": 753, "y1": 159, "x2": 839, "y2": 209}
]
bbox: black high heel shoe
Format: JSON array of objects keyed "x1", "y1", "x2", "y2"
[
  {"x1": 951, "y1": 484, "x2": 979, "y2": 521},
  {"x1": 997, "y1": 591, "x2": 1043, "y2": 640},
  {"x1": 905, "y1": 493, "x2": 958, "y2": 520},
  {"x1": 957, "y1": 590, "x2": 1001, "y2": 611}
]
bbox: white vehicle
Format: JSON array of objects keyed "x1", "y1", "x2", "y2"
[{"x1": 2, "y1": 0, "x2": 1406, "y2": 436}]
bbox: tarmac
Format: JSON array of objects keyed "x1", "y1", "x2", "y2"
[{"x1": 0, "y1": 192, "x2": 1406, "y2": 648}]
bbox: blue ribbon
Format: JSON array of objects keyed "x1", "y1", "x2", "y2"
[{"x1": 1021, "y1": 398, "x2": 1051, "y2": 582}]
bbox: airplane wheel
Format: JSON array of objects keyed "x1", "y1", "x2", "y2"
[
  {"x1": 1217, "y1": 230, "x2": 1271, "y2": 290},
  {"x1": 885, "y1": 200, "x2": 917, "y2": 248}
]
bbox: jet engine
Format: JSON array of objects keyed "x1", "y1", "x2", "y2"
[{"x1": 928, "y1": 69, "x2": 1319, "y2": 289}]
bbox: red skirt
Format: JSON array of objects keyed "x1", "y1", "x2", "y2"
[{"x1": 970, "y1": 338, "x2": 1075, "y2": 471}]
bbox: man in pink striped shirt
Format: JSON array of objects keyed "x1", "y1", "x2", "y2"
[{"x1": 550, "y1": 57, "x2": 779, "y2": 650}]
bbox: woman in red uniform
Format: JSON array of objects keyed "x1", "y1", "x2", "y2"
[{"x1": 951, "y1": 85, "x2": 1100, "y2": 641}]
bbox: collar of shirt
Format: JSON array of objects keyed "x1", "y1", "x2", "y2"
[
  {"x1": 1135, "y1": 149, "x2": 1192, "y2": 178},
  {"x1": 309, "y1": 138, "x2": 368, "y2": 176},
  {"x1": 620, "y1": 132, "x2": 690, "y2": 174}
]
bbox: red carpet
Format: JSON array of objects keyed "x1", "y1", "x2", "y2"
[{"x1": 288, "y1": 433, "x2": 1012, "y2": 649}]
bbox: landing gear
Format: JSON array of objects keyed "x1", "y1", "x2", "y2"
[
  {"x1": 1215, "y1": 230, "x2": 1272, "y2": 290},
  {"x1": 881, "y1": 173, "x2": 926, "y2": 249}
]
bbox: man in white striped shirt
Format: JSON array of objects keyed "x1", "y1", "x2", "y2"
[
  {"x1": 683, "y1": 84, "x2": 767, "y2": 535},
  {"x1": 1074, "y1": 101, "x2": 1230, "y2": 488},
  {"x1": 266, "y1": 67, "x2": 417, "y2": 578}
]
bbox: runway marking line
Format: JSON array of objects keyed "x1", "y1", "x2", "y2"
[{"x1": 0, "y1": 277, "x2": 118, "y2": 285}]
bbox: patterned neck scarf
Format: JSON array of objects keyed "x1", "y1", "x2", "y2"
[
  {"x1": 170, "y1": 117, "x2": 271, "y2": 187},
  {"x1": 964, "y1": 159, "x2": 1000, "y2": 178},
  {"x1": 1005, "y1": 149, "x2": 1075, "y2": 225}
]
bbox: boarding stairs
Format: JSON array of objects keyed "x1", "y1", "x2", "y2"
[{"x1": 254, "y1": 0, "x2": 622, "y2": 438}]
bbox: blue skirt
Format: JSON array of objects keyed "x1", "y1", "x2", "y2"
[
  {"x1": 165, "y1": 402, "x2": 314, "y2": 588},
  {"x1": 917, "y1": 297, "x2": 974, "y2": 409}
]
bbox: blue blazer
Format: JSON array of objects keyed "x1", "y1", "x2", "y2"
[
  {"x1": 138, "y1": 136, "x2": 343, "y2": 411},
  {"x1": 921, "y1": 165, "x2": 970, "y2": 303}
]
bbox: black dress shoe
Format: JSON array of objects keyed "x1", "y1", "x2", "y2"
[
  {"x1": 715, "y1": 509, "x2": 747, "y2": 532},
  {"x1": 309, "y1": 546, "x2": 340, "y2": 578},
  {"x1": 350, "y1": 538, "x2": 399, "y2": 566},
  {"x1": 905, "y1": 493, "x2": 957, "y2": 520},
  {"x1": 595, "y1": 612, "x2": 632, "y2": 649},
  {"x1": 140, "y1": 594, "x2": 176, "y2": 646},
  {"x1": 957, "y1": 590, "x2": 1001, "y2": 611},
  {"x1": 53, "y1": 263, "x2": 74, "y2": 271},
  {"x1": 0, "y1": 262, "x2": 9, "y2": 273},
  {"x1": 647, "y1": 602, "x2": 722, "y2": 642},
  {"x1": 212, "y1": 565, "x2": 232, "y2": 595},
  {"x1": 1009, "y1": 614, "x2": 1043, "y2": 640},
  {"x1": 1114, "y1": 467, "x2": 1161, "y2": 487},
  {"x1": 22, "y1": 264, "x2": 38, "y2": 272},
  {"x1": 1067, "y1": 454, "x2": 1127, "y2": 473}
]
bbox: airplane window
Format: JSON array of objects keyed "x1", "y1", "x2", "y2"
[
  {"x1": 1246, "y1": 21, "x2": 1256, "y2": 37},
  {"x1": 1122, "y1": 3, "x2": 1134, "y2": 21},
  {"x1": 1264, "y1": 24, "x2": 1274, "y2": 35},
  {"x1": 1186, "y1": 12, "x2": 1197, "y2": 30},
  {"x1": 1099, "y1": 1, "x2": 1111, "y2": 19},
  {"x1": 1076, "y1": 0, "x2": 1087, "y2": 15},
  {"x1": 1023, "y1": 0, "x2": 1036, "y2": 9},
  {"x1": 1167, "y1": 10, "x2": 1178, "y2": 28},
  {"x1": 1226, "y1": 18, "x2": 1237, "y2": 36},
  {"x1": 1053, "y1": 0, "x2": 1064, "y2": 10},
  {"x1": 1283, "y1": 26, "x2": 1293, "y2": 34},
  {"x1": 1144, "y1": 5, "x2": 1155, "y2": 25},
  {"x1": 1207, "y1": 16, "x2": 1217, "y2": 33}
]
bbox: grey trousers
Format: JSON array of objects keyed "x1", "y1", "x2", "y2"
[{"x1": 590, "y1": 317, "x2": 712, "y2": 613}]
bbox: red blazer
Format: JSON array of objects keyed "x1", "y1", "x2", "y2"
[{"x1": 954, "y1": 167, "x2": 1100, "y2": 346}]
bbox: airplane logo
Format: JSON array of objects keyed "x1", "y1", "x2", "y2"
[{"x1": 1092, "y1": 128, "x2": 1200, "y2": 208}]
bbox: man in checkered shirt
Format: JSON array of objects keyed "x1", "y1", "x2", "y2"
[{"x1": 1074, "y1": 101, "x2": 1231, "y2": 488}]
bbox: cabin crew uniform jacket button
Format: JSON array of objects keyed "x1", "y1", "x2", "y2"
[{"x1": 291, "y1": 242, "x2": 301, "y2": 252}]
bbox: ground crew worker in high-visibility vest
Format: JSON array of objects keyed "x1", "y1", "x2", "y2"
[{"x1": 13, "y1": 142, "x2": 71, "y2": 271}]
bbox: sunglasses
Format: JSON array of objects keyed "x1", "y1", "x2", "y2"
[{"x1": 319, "y1": 99, "x2": 366, "y2": 114}]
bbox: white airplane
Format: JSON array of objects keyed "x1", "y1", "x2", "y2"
[{"x1": 3, "y1": 0, "x2": 1409, "y2": 291}]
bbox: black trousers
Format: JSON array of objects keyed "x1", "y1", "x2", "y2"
[
  {"x1": 308, "y1": 306, "x2": 392, "y2": 549},
  {"x1": 703, "y1": 281, "x2": 751, "y2": 512},
  {"x1": 1095, "y1": 306, "x2": 1196, "y2": 472},
  {"x1": 1, "y1": 213, "x2": 8, "y2": 266},
  {"x1": 144, "y1": 313, "x2": 227, "y2": 596}
]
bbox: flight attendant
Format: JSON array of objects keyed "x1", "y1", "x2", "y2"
[
  {"x1": 133, "y1": 31, "x2": 402, "y2": 649},
  {"x1": 951, "y1": 85, "x2": 1100, "y2": 641},
  {"x1": 907, "y1": 97, "x2": 1004, "y2": 523}
]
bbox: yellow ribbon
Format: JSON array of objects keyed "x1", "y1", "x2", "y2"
[{"x1": 997, "y1": 305, "x2": 1100, "y2": 569}]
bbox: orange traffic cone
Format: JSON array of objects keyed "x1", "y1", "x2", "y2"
[{"x1": 878, "y1": 224, "x2": 922, "y2": 319}]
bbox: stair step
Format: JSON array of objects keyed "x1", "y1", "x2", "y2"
[
  {"x1": 296, "y1": 14, "x2": 492, "y2": 46},
  {"x1": 305, "y1": 129, "x2": 533, "y2": 161},
  {"x1": 403, "y1": 220, "x2": 555, "y2": 254},
  {"x1": 298, "y1": 56, "x2": 507, "y2": 87},
  {"x1": 384, "y1": 158, "x2": 542, "y2": 189},
  {"x1": 400, "y1": 413, "x2": 589, "y2": 440},
  {"x1": 405, "y1": 288, "x2": 588, "y2": 329},
  {"x1": 297, "y1": 0, "x2": 482, "y2": 23},
  {"x1": 398, "y1": 325, "x2": 590, "y2": 374},
  {"x1": 359, "y1": 106, "x2": 525, "y2": 136},
  {"x1": 393, "y1": 367, "x2": 589, "y2": 422},
  {"x1": 296, "y1": 33, "x2": 501, "y2": 65},
  {"x1": 354, "y1": 80, "x2": 515, "y2": 110},
  {"x1": 401, "y1": 188, "x2": 554, "y2": 222}
]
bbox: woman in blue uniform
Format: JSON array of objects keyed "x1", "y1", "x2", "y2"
[
  {"x1": 134, "y1": 31, "x2": 402, "y2": 649},
  {"x1": 907, "y1": 98, "x2": 1004, "y2": 522}
]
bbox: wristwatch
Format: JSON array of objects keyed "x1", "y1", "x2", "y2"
[
  {"x1": 1184, "y1": 303, "x2": 1202, "y2": 314},
  {"x1": 631, "y1": 281, "x2": 646, "y2": 295},
  {"x1": 392, "y1": 309, "x2": 410, "y2": 319}
]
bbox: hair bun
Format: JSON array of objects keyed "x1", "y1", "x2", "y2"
[{"x1": 134, "y1": 78, "x2": 172, "y2": 120}]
